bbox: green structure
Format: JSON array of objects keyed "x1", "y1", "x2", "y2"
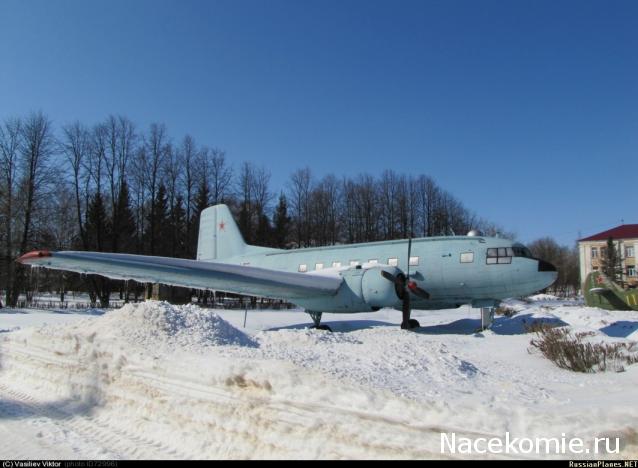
[{"x1": 584, "y1": 271, "x2": 638, "y2": 311}]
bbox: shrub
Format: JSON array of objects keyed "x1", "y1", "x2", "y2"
[
  {"x1": 495, "y1": 305, "x2": 517, "y2": 317},
  {"x1": 528, "y1": 323, "x2": 638, "y2": 373}
]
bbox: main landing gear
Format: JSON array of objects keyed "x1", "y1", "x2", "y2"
[
  {"x1": 307, "y1": 311, "x2": 332, "y2": 332},
  {"x1": 400, "y1": 287, "x2": 420, "y2": 330},
  {"x1": 401, "y1": 318, "x2": 421, "y2": 330}
]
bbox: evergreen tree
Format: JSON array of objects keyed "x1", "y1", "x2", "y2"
[
  {"x1": 146, "y1": 183, "x2": 169, "y2": 255},
  {"x1": 113, "y1": 180, "x2": 136, "y2": 253},
  {"x1": 85, "y1": 192, "x2": 111, "y2": 252},
  {"x1": 238, "y1": 202, "x2": 252, "y2": 244},
  {"x1": 188, "y1": 177, "x2": 210, "y2": 258},
  {"x1": 255, "y1": 212, "x2": 272, "y2": 246},
  {"x1": 169, "y1": 194, "x2": 187, "y2": 258},
  {"x1": 84, "y1": 191, "x2": 113, "y2": 307},
  {"x1": 601, "y1": 237, "x2": 623, "y2": 285},
  {"x1": 272, "y1": 193, "x2": 291, "y2": 248}
]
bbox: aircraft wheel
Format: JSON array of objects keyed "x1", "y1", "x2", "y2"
[
  {"x1": 316, "y1": 324, "x2": 332, "y2": 332},
  {"x1": 408, "y1": 318, "x2": 420, "y2": 329}
]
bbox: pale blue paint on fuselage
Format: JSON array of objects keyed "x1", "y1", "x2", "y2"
[{"x1": 215, "y1": 235, "x2": 556, "y2": 313}]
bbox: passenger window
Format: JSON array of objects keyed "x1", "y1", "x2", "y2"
[
  {"x1": 315, "y1": 263, "x2": 324, "y2": 270},
  {"x1": 368, "y1": 259, "x2": 378, "y2": 265},
  {"x1": 388, "y1": 257, "x2": 398, "y2": 266},
  {"x1": 349, "y1": 260, "x2": 360, "y2": 267},
  {"x1": 460, "y1": 252, "x2": 474, "y2": 263},
  {"x1": 409, "y1": 256, "x2": 419, "y2": 266},
  {"x1": 298, "y1": 264, "x2": 307, "y2": 272},
  {"x1": 332, "y1": 261, "x2": 341, "y2": 268}
]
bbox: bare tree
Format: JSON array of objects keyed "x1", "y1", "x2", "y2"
[
  {"x1": 208, "y1": 148, "x2": 233, "y2": 205},
  {"x1": 17, "y1": 112, "x2": 56, "y2": 253},
  {"x1": 235, "y1": 162, "x2": 272, "y2": 244},
  {"x1": 417, "y1": 175, "x2": 439, "y2": 237},
  {"x1": 379, "y1": 169, "x2": 398, "y2": 240},
  {"x1": 0, "y1": 117, "x2": 22, "y2": 305},
  {"x1": 142, "y1": 123, "x2": 170, "y2": 255},
  {"x1": 9, "y1": 112, "x2": 56, "y2": 305},
  {"x1": 61, "y1": 121, "x2": 91, "y2": 248},
  {"x1": 177, "y1": 135, "x2": 197, "y2": 249},
  {"x1": 104, "y1": 115, "x2": 136, "y2": 251},
  {"x1": 288, "y1": 167, "x2": 312, "y2": 247}
]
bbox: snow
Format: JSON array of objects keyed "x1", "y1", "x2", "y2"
[
  {"x1": 1, "y1": 299, "x2": 637, "y2": 459},
  {"x1": 69, "y1": 301, "x2": 258, "y2": 350}
]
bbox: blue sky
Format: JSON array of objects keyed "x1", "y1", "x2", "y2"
[{"x1": 1, "y1": 0, "x2": 636, "y2": 244}]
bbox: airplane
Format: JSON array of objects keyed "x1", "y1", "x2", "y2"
[{"x1": 18, "y1": 204, "x2": 557, "y2": 331}]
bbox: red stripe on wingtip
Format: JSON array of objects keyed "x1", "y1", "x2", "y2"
[{"x1": 18, "y1": 250, "x2": 52, "y2": 263}]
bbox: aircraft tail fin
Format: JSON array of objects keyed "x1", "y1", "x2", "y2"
[{"x1": 197, "y1": 204, "x2": 247, "y2": 261}]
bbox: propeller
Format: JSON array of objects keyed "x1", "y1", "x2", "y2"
[{"x1": 380, "y1": 236, "x2": 430, "y2": 329}]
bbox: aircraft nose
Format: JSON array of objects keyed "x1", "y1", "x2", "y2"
[{"x1": 537, "y1": 259, "x2": 556, "y2": 272}]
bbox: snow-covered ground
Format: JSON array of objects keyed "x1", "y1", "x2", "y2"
[{"x1": 1, "y1": 297, "x2": 637, "y2": 459}]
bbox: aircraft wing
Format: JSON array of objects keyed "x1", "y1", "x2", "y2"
[{"x1": 18, "y1": 250, "x2": 342, "y2": 300}]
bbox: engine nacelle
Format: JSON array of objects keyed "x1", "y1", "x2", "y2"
[
  {"x1": 298, "y1": 265, "x2": 403, "y2": 313},
  {"x1": 360, "y1": 265, "x2": 403, "y2": 309}
]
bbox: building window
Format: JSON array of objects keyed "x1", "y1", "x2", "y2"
[
  {"x1": 315, "y1": 263, "x2": 324, "y2": 270},
  {"x1": 349, "y1": 260, "x2": 360, "y2": 267},
  {"x1": 628, "y1": 266, "x2": 637, "y2": 277},
  {"x1": 298, "y1": 264, "x2": 307, "y2": 273},
  {"x1": 591, "y1": 247, "x2": 598, "y2": 258},
  {"x1": 388, "y1": 257, "x2": 398, "y2": 267},
  {"x1": 626, "y1": 246, "x2": 635, "y2": 258},
  {"x1": 601, "y1": 247, "x2": 607, "y2": 257},
  {"x1": 368, "y1": 259, "x2": 378, "y2": 265},
  {"x1": 460, "y1": 252, "x2": 474, "y2": 263},
  {"x1": 409, "y1": 256, "x2": 419, "y2": 266},
  {"x1": 332, "y1": 261, "x2": 341, "y2": 268},
  {"x1": 487, "y1": 247, "x2": 512, "y2": 264}
]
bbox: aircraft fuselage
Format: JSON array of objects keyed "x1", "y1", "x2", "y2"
[{"x1": 216, "y1": 235, "x2": 557, "y2": 313}]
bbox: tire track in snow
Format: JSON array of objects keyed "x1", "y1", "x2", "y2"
[
  {"x1": 0, "y1": 308, "x2": 533, "y2": 459},
  {"x1": 0, "y1": 383, "x2": 189, "y2": 459}
]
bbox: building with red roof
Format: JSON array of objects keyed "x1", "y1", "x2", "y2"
[{"x1": 578, "y1": 225, "x2": 638, "y2": 287}]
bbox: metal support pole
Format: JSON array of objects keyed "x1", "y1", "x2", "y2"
[{"x1": 480, "y1": 307, "x2": 494, "y2": 330}]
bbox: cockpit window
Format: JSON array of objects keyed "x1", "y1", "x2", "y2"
[
  {"x1": 487, "y1": 245, "x2": 533, "y2": 264},
  {"x1": 487, "y1": 247, "x2": 512, "y2": 264},
  {"x1": 512, "y1": 246, "x2": 533, "y2": 258}
]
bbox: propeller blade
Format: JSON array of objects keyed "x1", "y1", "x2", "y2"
[
  {"x1": 380, "y1": 269, "x2": 406, "y2": 300},
  {"x1": 408, "y1": 280, "x2": 430, "y2": 299},
  {"x1": 380, "y1": 270, "x2": 396, "y2": 282}
]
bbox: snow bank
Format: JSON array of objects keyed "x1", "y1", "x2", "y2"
[
  {"x1": 42, "y1": 301, "x2": 257, "y2": 352},
  {"x1": 1, "y1": 299, "x2": 637, "y2": 459},
  {"x1": 528, "y1": 294, "x2": 561, "y2": 301}
]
